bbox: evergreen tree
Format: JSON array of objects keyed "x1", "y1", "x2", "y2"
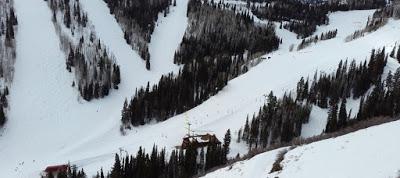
[
  {"x1": 338, "y1": 97, "x2": 348, "y2": 128},
  {"x1": 0, "y1": 107, "x2": 5, "y2": 126},
  {"x1": 237, "y1": 128, "x2": 242, "y2": 143},
  {"x1": 223, "y1": 129, "x2": 231, "y2": 154},
  {"x1": 199, "y1": 147, "x2": 205, "y2": 173},
  {"x1": 242, "y1": 116, "x2": 250, "y2": 142},
  {"x1": 326, "y1": 99, "x2": 338, "y2": 133},
  {"x1": 397, "y1": 45, "x2": 400, "y2": 63},
  {"x1": 110, "y1": 154, "x2": 121, "y2": 178}
]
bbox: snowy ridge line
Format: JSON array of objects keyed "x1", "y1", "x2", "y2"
[{"x1": 202, "y1": 116, "x2": 400, "y2": 178}]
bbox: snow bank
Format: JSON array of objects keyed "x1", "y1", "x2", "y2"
[{"x1": 203, "y1": 120, "x2": 400, "y2": 178}]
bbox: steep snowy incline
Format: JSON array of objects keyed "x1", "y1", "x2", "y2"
[
  {"x1": 78, "y1": 0, "x2": 150, "y2": 90},
  {"x1": 203, "y1": 120, "x2": 400, "y2": 178},
  {"x1": 148, "y1": 0, "x2": 187, "y2": 75},
  {"x1": 0, "y1": 0, "x2": 189, "y2": 177},
  {"x1": 0, "y1": 0, "x2": 77, "y2": 176},
  {"x1": 80, "y1": 0, "x2": 186, "y2": 78},
  {"x1": 57, "y1": 10, "x2": 400, "y2": 176},
  {"x1": 1, "y1": 2, "x2": 399, "y2": 177}
]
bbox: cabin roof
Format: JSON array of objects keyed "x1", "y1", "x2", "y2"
[{"x1": 44, "y1": 164, "x2": 69, "y2": 173}]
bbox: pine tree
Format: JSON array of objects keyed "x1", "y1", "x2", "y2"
[
  {"x1": 110, "y1": 154, "x2": 121, "y2": 178},
  {"x1": 326, "y1": 99, "x2": 338, "y2": 133},
  {"x1": 242, "y1": 116, "x2": 250, "y2": 142},
  {"x1": 112, "y1": 64, "x2": 120, "y2": 89},
  {"x1": 0, "y1": 107, "x2": 5, "y2": 126},
  {"x1": 146, "y1": 58, "x2": 151, "y2": 70},
  {"x1": 63, "y1": 0, "x2": 71, "y2": 28},
  {"x1": 223, "y1": 129, "x2": 231, "y2": 154},
  {"x1": 58, "y1": 171, "x2": 68, "y2": 178},
  {"x1": 199, "y1": 147, "x2": 205, "y2": 173},
  {"x1": 183, "y1": 144, "x2": 197, "y2": 177},
  {"x1": 397, "y1": 45, "x2": 400, "y2": 63},
  {"x1": 357, "y1": 96, "x2": 365, "y2": 120},
  {"x1": 121, "y1": 99, "x2": 130, "y2": 125},
  {"x1": 100, "y1": 168, "x2": 105, "y2": 178},
  {"x1": 390, "y1": 46, "x2": 396, "y2": 58},
  {"x1": 237, "y1": 128, "x2": 242, "y2": 143},
  {"x1": 338, "y1": 98, "x2": 348, "y2": 128}
]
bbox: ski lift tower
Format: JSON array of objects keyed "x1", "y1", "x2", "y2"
[{"x1": 184, "y1": 113, "x2": 193, "y2": 137}]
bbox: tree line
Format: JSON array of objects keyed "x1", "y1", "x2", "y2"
[
  {"x1": 390, "y1": 44, "x2": 400, "y2": 64},
  {"x1": 46, "y1": 0, "x2": 121, "y2": 101},
  {"x1": 296, "y1": 48, "x2": 387, "y2": 108},
  {"x1": 251, "y1": 0, "x2": 386, "y2": 38},
  {"x1": 324, "y1": 52, "x2": 400, "y2": 133},
  {"x1": 0, "y1": 0, "x2": 17, "y2": 127},
  {"x1": 354, "y1": 67, "x2": 400, "y2": 121},
  {"x1": 104, "y1": 0, "x2": 174, "y2": 70},
  {"x1": 97, "y1": 130, "x2": 231, "y2": 178},
  {"x1": 304, "y1": 48, "x2": 395, "y2": 133},
  {"x1": 295, "y1": 48, "x2": 387, "y2": 132},
  {"x1": 297, "y1": 29, "x2": 338, "y2": 50},
  {"x1": 114, "y1": 46, "x2": 398, "y2": 177},
  {"x1": 121, "y1": 0, "x2": 280, "y2": 127},
  {"x1": 237, "y1": 92, "x2": 312, "y2": 150},
  {"x1": 237, "y1": 47, "x2": 389, "y2": 149},
  {"x1": 0, "y1": 88, "x2": 9, "y2": 127}
]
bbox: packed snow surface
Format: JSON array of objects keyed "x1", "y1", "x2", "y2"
[
  {"x1": 0, "y1": 0, "x2": 399, "y2": 177},
  {"x1": 202, "y1": 120, "x2": 400, "y2": 178}
]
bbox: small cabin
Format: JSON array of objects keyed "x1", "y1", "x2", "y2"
[
  {"x1": 181, "y1": 133, "x2": 221, "y2": 149},
  {"x1": 43, "y1": 164, "x2": 69, "y2": 176}
]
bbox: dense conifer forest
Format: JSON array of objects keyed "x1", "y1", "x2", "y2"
[
  {"x1": 104, "y1": 0, "x2": 173, "y2": 70},
  {"x1": 238, "y1": 92, "x2": 312, "y2": 149},
  {"x1": 295, "y1": 48, "x2": 389, "y2": 132},
  {"x1": 251, "y1": 0, "x2": 386, "y2": 38},
  {"x1": 121, "y1": 0, "x2": 280, "y2": 127},
  {"x1": 46, "y1": 0, "x2": 121, "y2": 101},
  {"x1": 0, "y1": 0, "x2": 17, "y2": 127}
]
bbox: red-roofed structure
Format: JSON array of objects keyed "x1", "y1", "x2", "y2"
[{"x1": 44, "y1": 164, "x2": 69, "y2": 175}]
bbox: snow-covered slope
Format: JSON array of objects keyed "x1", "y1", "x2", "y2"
[
  {"x1": 0, "y1": 0, "x2": 399, "y2": 177},
  {"x1": 0, "y1": 0, "x2": 186, "y2": 177},
  {"x1": 202, "y1": 120, "x2": 400, "y2": 178}
]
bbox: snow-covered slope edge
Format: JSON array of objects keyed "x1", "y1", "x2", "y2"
[{"x1": 202, "y1": 119, "x2": 400, "y2": 178}]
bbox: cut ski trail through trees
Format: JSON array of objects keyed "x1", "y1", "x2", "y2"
[{"x1": 0, "y1": 1, "x2": 399, "y2": 177}]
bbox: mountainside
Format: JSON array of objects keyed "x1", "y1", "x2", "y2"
[
  {"x1": 0, "y1": 0, "x2": 399, "y2": 177},
  {"x1": 202, "y1": 119, "x2": 400, "y2": 178}
]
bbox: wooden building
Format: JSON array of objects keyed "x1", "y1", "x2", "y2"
[{"x1": 181, "y1": 133, "x2": 221, "y2": 149}]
